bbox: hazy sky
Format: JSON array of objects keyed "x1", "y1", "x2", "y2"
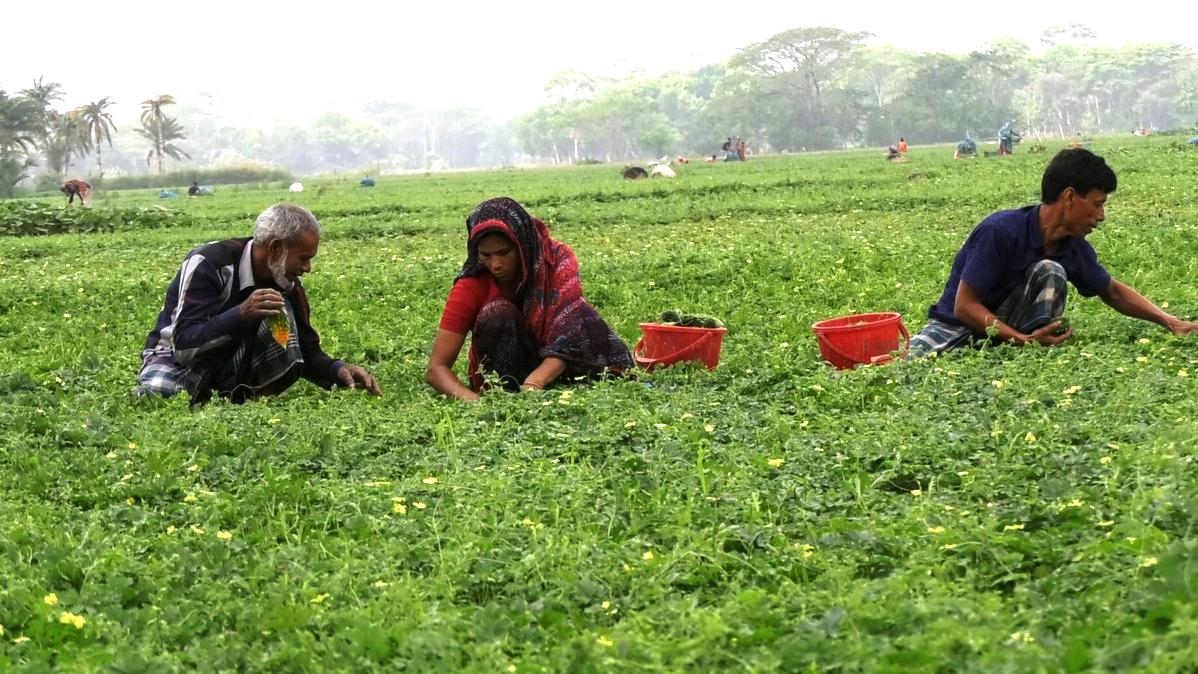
[{"x1": 5, "y1": 0, "x2": 1196, "y2": 127}]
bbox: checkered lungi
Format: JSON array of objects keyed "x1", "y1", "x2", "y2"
[
  {"x1": 137, "y1": 300, "x2": 304, "y2": 403},
  {"x1": 910, "y1": 260, "x2": 1068, "y2": 357}
]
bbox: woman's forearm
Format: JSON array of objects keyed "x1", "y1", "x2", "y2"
[
  {"x1": 427, "y1": 364, "x2": 478, "y2": 401},
  {"x1": 523, "y1": 357, "x2": 567, "y2": 390}
]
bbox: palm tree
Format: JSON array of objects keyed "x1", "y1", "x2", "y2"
[
  {"x1": 19, "y1": 78, "x2": 63, "y2": 150},
  {"x1": 76, "y1": 98, "x2": 117, "y2": 179},
  {"x1": 137, "y1": 95, "x2": 190, "y2": 174},
  {"x1": 0, "y1": 89, "x2": 41, "y2": 157},
  {"x1": 0, "y1": 89, "x2": 45, "y2": 198},
  {"x1": 44, "y1": 111, "x2": 91, "y2": 176}
]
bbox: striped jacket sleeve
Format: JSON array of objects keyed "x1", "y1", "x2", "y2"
[{"x1": 170, "y1": 254, "x2": 246, "y2": 364}]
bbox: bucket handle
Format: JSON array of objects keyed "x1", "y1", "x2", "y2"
[
  {"x1": 817, "y1": 320, "x2": 910, "y2": 367},
  {"x1": 634, "y1": 330, "x2": 716, "y2": 369},
  {"x1": 868, "y1": 320, "x2": 911, "y2": 365}
]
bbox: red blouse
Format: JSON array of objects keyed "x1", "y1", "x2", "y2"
[{"x1": 438, "y1": 275, "x2": 502, "y2": 335}]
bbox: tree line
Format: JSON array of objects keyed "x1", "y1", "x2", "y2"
[
  {"x1": 0, "y1": 82, "x2": 188, "y2": 197},
  {"x1": 3, "y1": 25, "x2": 1196, "y2": 193},
  {"x1": 514, "y1": 27, "x2": 1198, "y2": 162}
]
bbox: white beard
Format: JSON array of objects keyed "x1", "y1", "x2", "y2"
[{"x1": 269, "y1": 251, "x2": 294, "y2": 291}]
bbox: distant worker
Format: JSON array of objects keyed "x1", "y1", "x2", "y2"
[
  {"x1": 622, "y1": 166, "x2": 648, "y2": 180},
  {"x1": 60, "y1": 178, "x2": 92, "y2": 206},
  {"x1": 360, "y1": 176, "x2": 376, "y2": 187},
  {"x1": 188, "y1": 181, "x2": 200, "y2": 197},
  {"x1": 954, "y1": 137, "x2": 977, "y2": 159},
  {"x1": 897, "y1": 137, "x2": 908, "y2": 154},
  {"x1": 885, "y1": 145, "x2": 902, "y2": 161},
  {"x1": 998, "y1": 121, "x2": 1021, "y2": 156},
  {"x1": 736, "y1": 137, "x2": 747, "y2": 161}
]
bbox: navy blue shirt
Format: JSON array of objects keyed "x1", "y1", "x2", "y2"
[{"x1": 928, "y1": 205, "x2": 1112, "y2": 327}]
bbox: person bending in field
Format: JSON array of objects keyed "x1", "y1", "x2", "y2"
[
  {"x1": 427, "y1": 197, "x2": 632, "y2": 401},
  {"x1": 910, "y1": 147, "x2": 1198, "y2": 357},
  {"x1": 137, "y1": 204, "x2": 381, "y2": 403},
  {"x1": 61, "y1": 178, "x2": 92, "y2": 206}
]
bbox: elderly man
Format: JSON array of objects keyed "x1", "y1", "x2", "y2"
[
  {"x1": 137, "y1": 204, "x2": 380, "y2": 403},
  {"x1": 911, "y1": 148, "x2": 1198, "y2": 356}
]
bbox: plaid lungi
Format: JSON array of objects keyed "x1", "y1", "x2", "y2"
[
  {"x1": 136, "y1": 299, "x2": 304, "y2": 403},
  {"x1": 910, "y1": 260, "x2": 1068, "y2": 357}
]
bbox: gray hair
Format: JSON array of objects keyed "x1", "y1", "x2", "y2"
[{"x1": 253, "y1": 204, "x2": 321, "y2": 247}]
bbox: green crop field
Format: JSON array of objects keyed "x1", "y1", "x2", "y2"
[{"x1": 2, "y1": 137, "x2": 1198, "y2": 672}]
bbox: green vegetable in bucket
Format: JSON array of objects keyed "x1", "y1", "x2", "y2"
[{"x1": 659, "y1": 309, "x2": 724, "y2": 328}]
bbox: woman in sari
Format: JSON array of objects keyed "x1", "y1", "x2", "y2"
[{"x1": 426, "y1": 197, "x2": 633, "y2": 401}]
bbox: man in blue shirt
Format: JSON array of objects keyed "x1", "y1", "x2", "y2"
[
  {"x1": 912, "y1": 148, "x2": 1198, "y2": 356},
  {"x1": 137, "y1": 204, "x2": 381, "y2": 403}
]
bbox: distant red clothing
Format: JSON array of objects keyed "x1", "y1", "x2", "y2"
[
  {"x1": 439, "y1": 274, "x2": 503, "y2": 335},
  {"x1": 898, "y1": 140, "x2": 908, "y2": 153}
]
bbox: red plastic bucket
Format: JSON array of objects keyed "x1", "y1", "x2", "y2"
[
  {"x1": 634, "y1": 323, "x2": 727, "y2": 372},
  {"x1": 811, "y1": 312, "x2": 909, "y2": 369}
]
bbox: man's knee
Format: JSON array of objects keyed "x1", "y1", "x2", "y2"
[{"x1": 1030, "y1": 259, "x2": 1066, "y2": 277}]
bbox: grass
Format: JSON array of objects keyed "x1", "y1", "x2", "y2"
[{"x1": 1, "y1": 136, "x2": 1197, "y2": 672}]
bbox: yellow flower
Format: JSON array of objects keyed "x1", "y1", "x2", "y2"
[
  {"x1": 1062, "y1": 385, "x2": 1082, "y2": 395},
  {"x1": 624, "y1": 421, "x2": 636, "y2": 428},
  {"x1": 413, "y1": 501, "x2": 427, "y2": 510},
  {"x1": 190, "y1": 526, "x2": 204, "y2": 535},
  {"x1": 126, "y1": 442, "x2": 138, "y2": 449},
  {"x1": 768, "y1": 458, "x2": 785, "y2": 468},
  {"x1": 126, "y1": 497, "x2": 135, "y2": 506},
  {"x1": 1065, "y1": 499, "x2": 1084, "y2": 508},
  {"x1": 1100, "y1": 456, "x2": 1112, "y2": 465},
  {"x1": 1141, "y1": 557, "x2": 1159, "y2": 568},
  {"x1": 373, "y1": 580, "x2": 389, "y2": 588},
  {"x1": 941, "y1": 543, "x2": 958, "y2": 550},
  {"x1": 0, "y1": 624, "x2": 4, "y2": 636},
  {"x1": 216, "y1": 531, "x2": 232, "y2": 541},
  {"x1": 105, "y1": 452, "x2": 117, "y2": 459},
  {"x1": 642, "y1": 551, "x2": 655, "y2": 561},
  {"x1": 507, "y1": 666, "x2": 517, "y2": 673},
  {"x1": 392, "y1": 502, "x2": 407, "y2": 514},
  {"x1": 267, "y1": 417, "x2": 281, "y2": 424},
  {"x1": 1136, "y1": 356, "x2": 1148, "y2": 363},
  {"x1": 13, "y1": 636, "x2": 30, "y2": 644},
  {"x1": 58, "y1": 611, "x2": 86, "y2": 629},
  {"x1": 166, "y1": 526, "x2": 177, "y2": 534},
  {"x1": 798, "y1": 544, "x2": 816, "y2": 558},
  {"x1": 1008, "y1": 630, "x2": 1035, "y2": 644},
  {"x1": 311, "y1": 593, "x2": 330, "y2": 604},
  {"x1": 704, "y1": 424, "x2": 715, "y2": 433},
  {"x1": 910, "y1": 489, "x2": 922, "y2": 497},
  {"x1": 1097, "y1": 520, "x2": 1115, "y2": 527},
  {"x1": 1137, "y1": 338, "x2": 1151, "y2": 345},
  {"x1": 422, "y1": 477, "x2": 438, "y2": 485},
  {"x1": 43, "y1": 593, "x2": 58, "y2": 606},
  {"x1": 596, "y1": 636, "x2": 614, "y2": 647},
  {"x1": 601, "y1": 601, "x2": 611, "y2": 610},
  {"x1": 1003, "y1": 523, "x2": 1025, "y2": 532},
  {"x1": 1024, "y1": 432, "x2": 1037, "y2": 443},
  {"x1": 927, "y1": 526, "x2": 946, "y2": 534},
  {"x1": 1178, "y1": 370, "x2": 1189, "y2": 378},
  {"x1": 991, "y1": 380, "x2": 1004, "y2": 388},
  {"x1": 183, "y1": 494, "x2": 197, "y2": 503}
]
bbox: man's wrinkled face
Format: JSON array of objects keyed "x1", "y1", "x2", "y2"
[{"x1": 269, "y1": 229, "x2": 319, "y2": 290}]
